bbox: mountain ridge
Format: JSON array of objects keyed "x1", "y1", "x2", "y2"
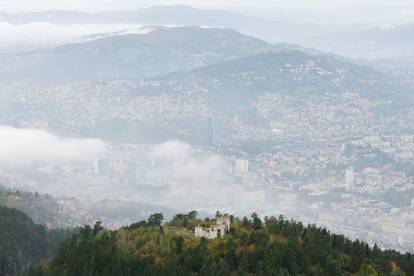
[
  {"x1": 0, "y1": 5, "x2": 328, "y2": 44},
  {"x1": 0, "y1": 26, "x2": 299, "y2": 83},
  {"x1": 149, "y1": 49, "x2": 410, "y2": 104}
]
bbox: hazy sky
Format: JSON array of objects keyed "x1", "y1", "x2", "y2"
[{"x1": 1, "y1": 0, "x2": 413, "y2": 13}]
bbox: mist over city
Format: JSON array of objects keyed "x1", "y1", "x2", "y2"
[{"x1": 1, "y1": 1, "x2": 414, "y2": 275}]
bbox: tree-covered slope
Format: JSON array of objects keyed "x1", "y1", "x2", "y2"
[
  {"x1": 28, "y1": 212, "x2": 414, "y2": 275},
  {"x1": 0, "y1": 185, "x2": 62, "y2": 227},
  {"x1": 0, "y1": 206, "x2": 72, "y2": 276},
  {"x1": 0, "y1": 185, "x2": 176, "y2": 229}
]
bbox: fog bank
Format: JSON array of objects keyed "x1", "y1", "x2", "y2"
[{"x1": 0, "y1": 125, "x2": 106, "y2": 167}]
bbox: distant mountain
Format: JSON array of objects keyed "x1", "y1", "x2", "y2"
[
  {"x1": 96, "y1": 5, "x2": 327, "y2": 43},
  {"x1": 7, "y1": 48, "x2": 406, "y2": 145},
  {"x1": 0, "y1": 206, "x2": 71, "y2": 276},
  {"x1": 146, "y1": 50, "x2": 409, "y2": 108},
  {"x1": 1, "y1": 46, "x2": 411, "y2": 144},
  {"x1": 305, "y1": 23, "x2": 414, "y2": 68},
  {"x1": 0, "y1": 26, "x2": 293, "y2": 83},
  {"x1": 0, "y1": 5, "x2": 328, "y2": 44},
  {"x1": 27, "y1": 211, "x2": 414, "y2": 275}
]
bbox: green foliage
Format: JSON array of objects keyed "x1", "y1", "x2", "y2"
[
  {"x1": 147, "y1": 213, "x2": 164, "y2": 226},
  {"x1": 27, "y1": 212, "x2": 414, "y2": 276},
  {"x1": 251, "y1": 212, "x2": 262, "y2": 230},
  {"x1": 357, "y1": 264, "x2": 378, "y2": 276},
  {"x1": 168, "y1": 210, "x2": 203, "y2": 229},
  {"x1": 0, "y1": 206, "x2": 72, "y2": 276}
]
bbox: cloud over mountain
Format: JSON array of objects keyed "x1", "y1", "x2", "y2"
[{"x1": 0, "y1": 22, "x2": 146, "y2": 53}]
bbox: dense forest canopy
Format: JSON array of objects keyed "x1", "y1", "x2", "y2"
[
  {"x1": 27, "y1": 211, "x2": 414, "y2": 276},
  {"x1": 0, "y1": 206, "x2": 72, "y2": 276}
]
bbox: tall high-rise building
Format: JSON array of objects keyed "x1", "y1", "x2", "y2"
[
  {"x1": 127, "y1": 162, "x2": 138, "y2": 186},
  {"x1": 235, "y1": 159, "x2": 249, "y2": 176},
  {"x1": 345, "y1": 167, "x2": 354, "y2": 186},
  {"x1": 207, "y1": 117, "x2": 215, "y2": 146},
  {"x1": 113, "y1": 159, "x2": 128, "y2": 174},
  {"x1": 94, "y1": 158, "x2": 110, "y2": 176}
]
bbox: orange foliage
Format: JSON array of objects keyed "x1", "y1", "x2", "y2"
[
  {"x1": 277, "y1": 234, "x2": 287, "y2": 242},
  {"x1": 390, "y1": 260, "x2": 397, "y2": 270},
  {"x1": 247, "y1": 243, "x2": 256, "y2": 253}
]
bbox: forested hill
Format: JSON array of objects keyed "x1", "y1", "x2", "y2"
[
  {"x1": 0, "y1": 206, "x2": 72, "y2": 276},
  {"x1": 0, "y1": 185, "x2": 63, "y2": 227},
  {"x1": 28, "y1": 212, "x2": 414, "y2": 275}
]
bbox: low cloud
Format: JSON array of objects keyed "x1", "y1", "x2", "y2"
[
  {"x1": 0, "y1": 22, "x2": 149, "y2": 53},
  {"x1": 0, "y1": 125, "x2": 106, "y2": 167},
  {"x1": 146, "y1": 140, "x2": 234, "y2": 210},
  {"x1": 146, "y1": 141, "x2": 268, "y2": 214},
  {"x1": 149, "y1": 140, "x2": 225, "y2": 181}
]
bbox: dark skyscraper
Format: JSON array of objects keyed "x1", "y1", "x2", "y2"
[{"x1": 207, "y1": 117, "x2": 215, "y2": 146}]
